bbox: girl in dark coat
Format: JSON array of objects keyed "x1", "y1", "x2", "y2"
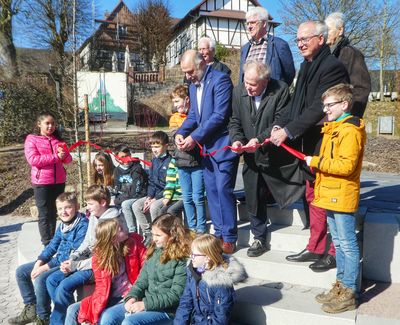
[{"x1": 174, "y1": 234, "x2": 247, "y2": 324}]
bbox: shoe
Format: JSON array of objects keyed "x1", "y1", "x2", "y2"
[
  {"x1": 247, "y1": 239, "x2": 268, "y2": 257},
  {"x1": 309, "y1": 254, "x2": 336, "y2": 272},
  {"x1": 142, "y1": 232, "x2": 152, "y2": 247},
  {"x1": 315, "y1": 280, "x2": 342, "y2": 304},
  {"x1": 222, "y1": 241, "x2": 236, "y2": 254},
  {"x1": 322, "y1": 287, "x2": 357, "y2": 313},
  {"x1": 35, "y1": 317, "x2": 49, "y2": 325},
  {"x1": 8, "y1": 304, "x2": 36, "y2": 324},
  {"x1": 285, "y1": 249, "x2": 323, "y2": 262}
]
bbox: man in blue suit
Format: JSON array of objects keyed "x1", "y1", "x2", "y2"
[
  {"x1": 176, "y1": 50, "x2": 239, "y2": 254},
  {"x1": 240, "y1": 6, "x2": 295, "y2": 86}
]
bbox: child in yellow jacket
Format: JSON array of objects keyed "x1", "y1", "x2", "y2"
[{"x1": 305, "y1": 84, "x2": 366, "y2": 314}]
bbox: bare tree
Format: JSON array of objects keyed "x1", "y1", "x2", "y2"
[
  {"x1": 0, "y1": 0, "x2": 20, "y2": 79},
  {"x1": 375, "y1": 0, "x2": 400, "y2": 100},
  {"x1": 278, "y1": 0, "x2": 380, "y2": 58},
  {"x1": 134, "y1": 0, "x2": 172, "y2": 70},
  {"x1": 19, "y1": 0, "x2": 91, "y2": 111}
]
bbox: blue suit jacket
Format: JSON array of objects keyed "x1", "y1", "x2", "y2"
[
  {"x1": 177, "y1": 67, "x2": 236, "y2": 163},
  {"x1": 240, "y1": 34, "x2": 295, "y2": 86}
]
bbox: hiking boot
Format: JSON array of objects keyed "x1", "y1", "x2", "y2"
[
  {"x1": 322, "y1": 287, "x2": 357, "y2": 313},
  {"x1": 8, "y1": 303, "x2": 36, "y2": 324},
  {"x1": 247, "y1": 240, "x2": 268, "y2": 257},
  {"x1": 315, "y1": 280, "x2": 342, "y2": 304},
  {"x1": 35, "y1": 316, "x2": 49, "y2": 325}
]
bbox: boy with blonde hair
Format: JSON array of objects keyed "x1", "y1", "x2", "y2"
[{"x1": 304, "y1": 83, "x2": 366, "y2": 313}]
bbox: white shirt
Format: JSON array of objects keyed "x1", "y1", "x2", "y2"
[
  {"x1": 196, "y1": 80, "x2": 204, "y2": 113},
  {"x1": 253, "y1": 89, "x2": 266, "y2": 110}
]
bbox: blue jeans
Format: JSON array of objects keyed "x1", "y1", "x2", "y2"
[
  {"x1": 178, "y1": 167, "x2": 206, "y2": 233},
  {"x1": 65, "y1": 297, "x2": 122, "y2": 325},
  {"x1": 327, "y1": 210, "x2": 360, "y2": 292},
  {"x1": 46, "y1": 269, "x2": 93, "y2": 325},
  {"x1": 96, "y1": 302, "x2": 173, "y2": 325},
  {"x1": 15, "y1": 261, "x2": 59, "y2": 319},
  {"x1": 121, "y1": 198, "x2": 139, "y2": 233}
]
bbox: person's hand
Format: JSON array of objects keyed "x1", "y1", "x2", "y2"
[
  {"x1": 31, "y1": 263, "x2": 49, "y2": 280},
  {"x1": 175, "y1": 134, "x2": 185, "y2": 150},
  {"x1": 162, "y1": 198, "x2": 170, "y2": 206},
  {"x1": 305, "y1": 156, "x2": 312, "y2": 166},
  {"x1": 60, "y1": 260, "x2": 72, "y2": 274},
  {"x1": 244, "y1": 138, "x2": 260, "y2": 153},
  {"x1": 231, "y1": 141, "x2": 244, "y2": 154},
  {"x1": 129, "y1": 301, "x2": 145, "y2": 314},
  {"x1": 57, "y1": 146, "x2": 66, "y2": 160},
  {"x1": 270, "y1": 128, "x2": 288, "y2": 146},
  {"x1": 181, "y1": 135, "x2": 196, "y2": 151},
  {"x1": 143, "y1": 198, "x2": 155, "y2": 213},
  {"x1": 124, "y1": 298, "x2": 137, "y2": 313}
]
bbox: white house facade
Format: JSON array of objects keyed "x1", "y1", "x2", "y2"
[{"x1": 166, "y1": 0, "x2": 278, "y2": 67}]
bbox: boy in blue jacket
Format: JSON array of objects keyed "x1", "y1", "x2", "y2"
[
  {"x1": 132, "y1": 131, "x2": 171, "y2": 245},
  {"x1": 8, "y1": 192, "x2": 88, "y2": 325}
]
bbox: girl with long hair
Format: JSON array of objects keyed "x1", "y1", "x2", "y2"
[
  {"x1": 65, "y1": 218, "x2": 146, "y2": 324},
  {"x1": 24, "y1": 111, "x2": 72, "y2": 245},
  {"x1": 91, "y1": 151, "x2": 114, "y2": 187},
  {"x1": 100, "y1": 213, "x2": 192, "y2": 325}
]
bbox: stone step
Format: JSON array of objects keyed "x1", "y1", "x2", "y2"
[
  {"x1": 237, "y1": 223, "x2": 310, "y2": 252},
  {"x1": 233, "y1": 247, "x2": 336, "y2": 289},
  {"x1": 232, "y1": 277, "x2": 356, "y2": 325}
]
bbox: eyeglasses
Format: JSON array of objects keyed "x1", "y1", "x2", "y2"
[
  {"x1": 190, "y1": 253, "x2": 206, "y2": 260},
  {"x1": 294, "y1": 35, "x2": 320, "y2": 45},
  {"x1": 246, "y1": 20, "x2": 261, "y2": 26},
  {"x1": 323, "y1": 101, "x2": 344, "y2": 111}
]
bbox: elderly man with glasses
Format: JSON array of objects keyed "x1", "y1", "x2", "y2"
[
  {"x1": 239, "y1": 6, "x2": 295, "y2": 86},
  {"x1": 270, "y1": 20, "x2": 349, "y2": 272}
]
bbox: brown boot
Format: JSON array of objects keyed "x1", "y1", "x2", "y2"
[
  {"x1": 315, "y1": 280, "x2": 342, "y2": 304},
  {"x1": 322, "y1": 287, "x2": 357, "y2": 313}
]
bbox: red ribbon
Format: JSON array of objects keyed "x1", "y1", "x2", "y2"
[
  {"x1": 65, "y1": 140, "x2": 152, "y2": 167},
  {"x1": 196, "y1": 138, "x2": 306, "y2": 161}
]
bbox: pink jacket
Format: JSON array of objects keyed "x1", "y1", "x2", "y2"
[{"x1": 24, "y1": 134, "x2": 72, "y2": 185}]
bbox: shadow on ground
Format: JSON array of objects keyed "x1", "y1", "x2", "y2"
[{"x1": 0, "y1": 188, "x2": 33, "y2": 216}]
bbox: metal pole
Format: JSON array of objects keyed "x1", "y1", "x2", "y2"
[{"x1": 84, "y1": 95, "x2": 91, "y2": 186}]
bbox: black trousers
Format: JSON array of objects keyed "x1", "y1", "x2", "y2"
[
  {"x1": 248, "y1": 174, "x2": 269, "y2": 243},
  {"x1": 33, "y1": 183, "x2": 65, "y2": 245}
]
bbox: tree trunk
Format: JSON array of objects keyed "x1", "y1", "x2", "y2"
[{"x1": 0, "y1": 0, "x2": 18, "y2": 79}]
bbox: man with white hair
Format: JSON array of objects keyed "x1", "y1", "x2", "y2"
[
  {"x1": 229, "y1": 60, "x2": 291, "y2": 257},
  {"x1": 198, "y1": 36, "x2": 231, "y2": 75},
  {"x1": 240, "y1": 6, "x2": 295, "y2": 86},
  {"x1": 270, "y1": 21, "x2": 349, "y2": 272},
  {"x1": 325, "y1": 12, "x2": 371, "y2": 118}
]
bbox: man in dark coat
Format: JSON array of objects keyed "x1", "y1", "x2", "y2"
[
  {"x1": 240, "y1": 6, "x2": 295, "y2": 86},
  {"x1": 271, "y1": 20, "x2": 349, "y2": 271},
  {"x1": 325, "y1": 12, "x2": 371, "y2": 118},
  {"x1": 229, "y1": 60, "x2": 291, "y2": 257}
]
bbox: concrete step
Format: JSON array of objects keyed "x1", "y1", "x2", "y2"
[
  {"x1": 232, "y1": 277, "x2": 356, "y2": 325},
  {"x1": 233, "y1": 247, "x2": 336, "y2": 289},
  {"x1": 18, "y1": 222, "x2": 42, "y2": 265},
  {"x1": 237, "y1": 223, "x2": 310, "y2": 252}
]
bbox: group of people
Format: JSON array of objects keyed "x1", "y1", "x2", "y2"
[{"x1": 13, "y1": 5, "x2": 372, "y2": 325}]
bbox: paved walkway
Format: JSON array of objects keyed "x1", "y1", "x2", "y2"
[{"x1": 0, "y1": 214, "x2": 31, "y2": 324}]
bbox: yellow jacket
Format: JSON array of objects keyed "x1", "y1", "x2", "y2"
[
  {"x1": 310, "y1": 115, "x2": 366, "y2": 213},
  {"x1": 169, "y1": 112, "x2": 187, "y2": 128}
]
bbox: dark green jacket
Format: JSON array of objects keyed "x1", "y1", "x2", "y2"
[{"x1": 125, "y1": 248, "x2": 187, "y2": 314}]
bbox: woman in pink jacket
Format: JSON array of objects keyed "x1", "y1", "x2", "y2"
[{"x1": 25, "y1": 112, "x2": 72, "y2": 245}]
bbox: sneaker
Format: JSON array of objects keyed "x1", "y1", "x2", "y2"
[
  {"x1": 142, "y1": 232, "x2": 152, "y2": 247},
  {"x1": 222, "y1": 241, "x2": 236, "y2": 254},
  {"x1": 315, "y1": 280, "x2": 342, "y2": 304},
  {"x1": 8, "y1": 304, "x2": 36, "y2": 324},
  {"x1": 247, "y1": 240, "x2": 268, "y2": 257},
  {"x1": 322, "y1": 287, "x2": 357, "y2": 313},
  {"x1": 35, "y1": 317, "x2": 49, "y2": 325}
]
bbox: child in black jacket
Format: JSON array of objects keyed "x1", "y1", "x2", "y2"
[{"x1": 113, "y1": 145, "x2": 148, "y2": 233}]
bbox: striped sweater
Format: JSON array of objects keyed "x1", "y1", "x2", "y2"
[{"x1": 163, "y1": 158, "x2": 182, "y2": 201}]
